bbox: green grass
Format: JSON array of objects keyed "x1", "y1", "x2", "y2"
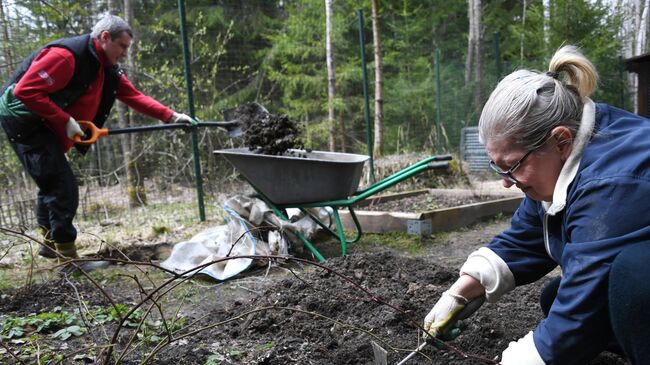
[
  {"x1": 356, "y1": 231, "x2": 443, "y2": 255},
  {"x1": 0, "y1": 199, "x2": 227, "y2": 289}
]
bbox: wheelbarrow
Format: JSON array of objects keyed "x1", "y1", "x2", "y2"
[{"x1": 215, "y1": 148, "x2": 452, "y2": 262}]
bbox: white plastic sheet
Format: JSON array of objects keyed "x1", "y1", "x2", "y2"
[{"x1": 160, "y1": 195, "x2": 329, "y2": 280}]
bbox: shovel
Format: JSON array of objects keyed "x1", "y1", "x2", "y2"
[{"x1": 73, "y1": 101, "x2": 269, "y2": 145}]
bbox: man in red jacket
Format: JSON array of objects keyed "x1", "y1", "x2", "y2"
[{"x1": 0, "y1": 15, "x2": 192, "y2": 273}]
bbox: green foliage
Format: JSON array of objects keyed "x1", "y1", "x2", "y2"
[
  {"x1": 262, "y1": 0, "x2": 367, "y2": 151},
  {"x1": 492, "y1": 0, "x2": 625, "y2": 106},
  {"x1": 256, "y1": 342, "x2": 274, "y2": 351},
  {"x1": 358, "y1": 231, "x2": 425, "y2": 254},
  {"x1": 205, "y1": 354, "x2": 223, "y2": 365},
  {"x1": 51, "y1": 324, "x2": 85, "y2": 340},
  {"x1": 0, "y1": 307, "x2": 79, "y2": 339},
  {"x1": 0, "y1": 0, "x2": 634, "y2": 214},
  {"x1": 86, "y1": 303, "x2": 145, "y2": 328},
  {"x1": 229, "y1": 349, "x2": 246, "y2": 358}
]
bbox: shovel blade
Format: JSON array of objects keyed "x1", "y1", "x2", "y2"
[
  {"x1": 371, "y1": 341, "x2": 388, "y2": 365},
  {"x1": 226, "y1": 126, "x2": 244, "y2": 138}
]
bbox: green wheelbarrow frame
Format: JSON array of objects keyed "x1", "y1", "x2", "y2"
[{"x1": 239, "y1": 154, "x2": 452, "y2": 262}]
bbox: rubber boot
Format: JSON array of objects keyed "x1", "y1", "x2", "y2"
[
  {"x1": 55, "y1": 241, "x2": 79, "y2": 260},
  {"x1": 37, "y1": 228, "x2": 57, "y2": 259},
  {"x1": 54, "y1": 242, "x2": 109, "y2": 275}
]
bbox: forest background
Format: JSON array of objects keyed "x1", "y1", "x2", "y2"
[{"x1": 0, "y1": 0, "x2": 646, "y2": 228}]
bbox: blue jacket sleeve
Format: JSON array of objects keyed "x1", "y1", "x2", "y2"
[
  {"x1": 487, "y1": 197, "x2": 557, "y2": 285},
  {"x1": 534, "y1": 176, "x2": 650, "y2": 364}
]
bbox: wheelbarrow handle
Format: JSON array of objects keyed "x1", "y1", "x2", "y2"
[
  {"x1": 426, "y1": 161, "x2": 450, "y2": 169},
  {"x1": 431, "y1": 154, "x2": 453, "y2": 161}
]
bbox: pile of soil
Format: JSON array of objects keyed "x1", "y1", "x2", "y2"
[
  {"x1": 233, "y1": 102, "x2": 304, "y2": 155},
  {"x1": 360, "y1": 193, "x2": 509, "y2": 213}
]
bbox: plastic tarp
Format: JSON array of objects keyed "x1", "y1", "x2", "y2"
[{"x1": 160, "y1": 195, "x2": 330, "y2": 281}]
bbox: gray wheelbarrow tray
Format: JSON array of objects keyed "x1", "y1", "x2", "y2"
[{"x1": 215, "y1": 148, "x2": 452, "y2": 262}]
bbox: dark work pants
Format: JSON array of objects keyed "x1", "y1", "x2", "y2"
[
  {"x1": 540, "y1": 242, "x2": 650, "y2": 364},
  {"x1": 6, "y1": 127, "x2": 79, "y2": 244}
]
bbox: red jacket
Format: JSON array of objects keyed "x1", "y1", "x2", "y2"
[{"x1": 13, "y1": 38, "x2": 173, "y2": 152}]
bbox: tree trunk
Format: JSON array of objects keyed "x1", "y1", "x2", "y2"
[
  {"x1": 0, "y1": 0, "x2": 14, "y2": 78},
  {"x1": 622, "y1": 0, "x2": 649, "y2": 113},
  {"x1": 115, "y1": 0, "x2": 147, "y2": 207},
  {"x1": 465, "y1": 0, "x2": 483, "y2": 115},
  {"x1": 371, "y1": 0, "x2": 384, "y2": 158},
  {"x1": 543, "y1": 0, "x2": 550, "y2": 51},
  {"x1": 637, "y1": 0, "x2": 649, "y2": 55},
  {"x1": 473, "y1": 0, "x2": 482, "y2": 109},
  {"x1": 107, "y1": 0, "x2": 119, "y2": 14},
  {"x1": 325, "y1": 0, "x2": 337, "y2": 151},
  {"x1": 465, "y1": 0, "x2": 475, "y2": 84},
  {"x1": 520, "y1": 0, "x2": 527, "y2": 63}
]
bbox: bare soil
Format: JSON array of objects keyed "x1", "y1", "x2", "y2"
[
  {"x1": 358, "y1": 193, "x2": 508, "y2": 213},
  {"x1": 0, "y1": 217, "x2": 629, "y2": 364}
]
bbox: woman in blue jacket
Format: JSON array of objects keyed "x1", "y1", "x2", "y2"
[{"x1": 423, "y1": 45, "x2": 650, "y2": 364}]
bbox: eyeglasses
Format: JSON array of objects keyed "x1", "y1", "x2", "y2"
[
  {"x1": 489, "y1": 133, "x2": 558, "y2": 184},
  {"x1": 489, "y1": 147, "x2": 539, "y2": 184}
]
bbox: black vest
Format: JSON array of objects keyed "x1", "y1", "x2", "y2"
[{"x1": 1, "y1": 34, "x2": 122, "y2": 151}]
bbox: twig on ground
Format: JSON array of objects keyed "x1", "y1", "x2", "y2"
[{"x1": 0, "y1": 338, "x2": 26, "y2": 365}]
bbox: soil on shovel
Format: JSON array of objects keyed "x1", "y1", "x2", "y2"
[
  {"x1": 238, "y1": 103, "x2": 304, "y2": 156},
  {"x1": 0, "y1": 242, "x2": 628, "y2": 364}
]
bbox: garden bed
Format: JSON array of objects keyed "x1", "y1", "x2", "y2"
[{"x1": 341, "y1": 188, "x2": 523, "y2": 234}]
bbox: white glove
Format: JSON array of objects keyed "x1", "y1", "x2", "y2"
[
  {"x1": 65, "y1": 117, "x2": 83, "y2": 139},
  {"x1": 170, "y1": 112, "x2": 197, "y2": 125},
  {"x1": 500, "y1": 331, "x2": 545, "y2": 365},
  {"x1": 423, "y1": 291, "x2": 470, "y2": 338}
]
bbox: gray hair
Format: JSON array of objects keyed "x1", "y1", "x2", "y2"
[
  {"x1": 478, "y1": 45, "x2": 598, "y2": 149},
  {"x1": 91, "y1": 14, "x2": 133, "y2": 40}
]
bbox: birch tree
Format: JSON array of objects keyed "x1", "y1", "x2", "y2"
[
  {"x1": 620, "y1": 0, "x2": 650, "y2": 113},
  {"x1": 0, "y1": 0, "x2": 13, "y2": 78},
  {"x1": 371, "y1": 0, "x2": 384, "y2": 157},
  {"x1": 543, "y1": 0, "x2": 550, "y2": 52},
  {"x1": 325, "y1": 0, "x2": 337, "y2": 151},
  {"x1": 465, "y1": 0, "x2": 483, "y2": 115},
  {"x1": 520, "y1": 0, "x2": 527, "y2": 63}
]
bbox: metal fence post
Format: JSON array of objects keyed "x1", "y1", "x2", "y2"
[
  {"x1": 358, "y1": 9, "x2": 375, "y2": 184},
  {"x1": 178, "y1": 0, "x2": 206, "y2": 221},
  {"x1": 493, "y1": 31, "x2": 502, "y2": 83},
  {"x1": 435, "y1": 48, "x2": 442, "y2": 151}
]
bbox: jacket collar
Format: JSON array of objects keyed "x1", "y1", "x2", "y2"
[
  {"x1": 91, "y1": 37, "x2": 110, "y2": 66},
  {"x1": 542, "y1": 99, "x2": 596, "y2": 216}
]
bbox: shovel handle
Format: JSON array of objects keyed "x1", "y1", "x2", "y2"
[{"x1": 73, "y1": 121, "x2": 109, "y2": 145}]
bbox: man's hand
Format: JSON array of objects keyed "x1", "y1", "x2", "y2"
[
  {"x1": 170, "y1": 112, "x2": 197, "y2": 126},
  {"x1": 65, "y1": 117, "x2": 84, "y2": 139},
  {"x1": 500, "y1": 331, "x2": 545, "y2": 365}
]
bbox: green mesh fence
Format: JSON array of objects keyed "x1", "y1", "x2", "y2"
[{"x1": 0, "y1": 1, "x2": 631, "y2": 231}]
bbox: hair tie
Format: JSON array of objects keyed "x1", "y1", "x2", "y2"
[{"x1": 546, "y1": 71, "x2": 559, "y2": 79}]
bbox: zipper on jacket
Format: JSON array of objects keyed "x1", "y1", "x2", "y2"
[{"x1": 543, "y1": 213, "x2": 552, "y2": 259}]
